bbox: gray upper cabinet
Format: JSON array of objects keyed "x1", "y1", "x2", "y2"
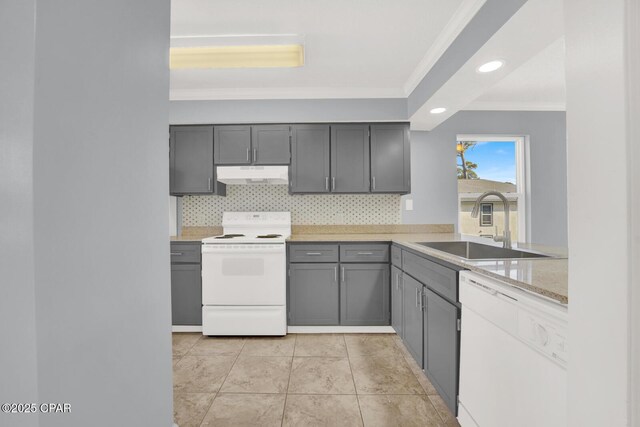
[
  {"x1": 391, "y1": 265, "x2": 404, "y2": 337},
  {"x1": 331, "y1": 124, "x2": 370, "y2": 193},
  {"x1": 370, "y1": 124, "x2": 411, "y2": 193},
  {"x1": 290, "y1": 124, "x2": 331, "y2": 193},
  {"x1": 214, "y1": 125, "x2": 252, "y2": 165},
  {"x1": 423, "y1": 287, "x2": 459, "y2": 415},
  {"x1": 402, "y1": 273, "x2": 424, "y2": 365},
  {"x1": 170, "y1": 125, "x2": 225, "y2": 196},
  {"x1": 289, "y1": 263, "x2": 340, "y2": 325},
  {"x1": 340, "y1": 264, "x2": 390, "y2": 326},
  {"x1": 252, "y1": 125, "x2": 291, "y2": 165}
]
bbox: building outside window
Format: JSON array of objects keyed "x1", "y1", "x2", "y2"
[
  {"x1": 479, "y1": 203, "x2": 493, "y2": 226},
  {"x1": 457, "y1": 136, "x2": 528, "y2": 242}
]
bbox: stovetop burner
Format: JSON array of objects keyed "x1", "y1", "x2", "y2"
[
  {"x1": 256, "y1": 234, "x2": 282, "y2": 239},
  {"x1": 214, "y1": 234, "x2": 245, "y2": 239}
]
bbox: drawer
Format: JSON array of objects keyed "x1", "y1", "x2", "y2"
[
  {"x1": 402, "y1": 250, "x2": 457, "y2": 303},
  {"x1": 391, "y1": 245, "x2": 402, "y2": 267},
  {"x1": 289, "y1": 244, "x2": 339, "y2": 263},
  {"x1": 340, "y1": 244, "x2": 389, "y2": 263},
  {"x1": 170, "y1": 242, "x2": 201, "y2": 264}
]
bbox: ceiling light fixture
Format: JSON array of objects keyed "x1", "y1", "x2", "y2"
[
  {"x1": 477, "y1": 60, "x2": 504, "y2": 73},
  {"x1": 170, "y1": 44, "x2": 304, "y2": 69},
  {"x1": 430, "y1": 107, "x2": 447, "y2": 114}
]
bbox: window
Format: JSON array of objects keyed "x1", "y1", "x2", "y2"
[
  {"x1": 480, "y1": 203, "x2": 493, "y2": 226},
  {"x1": 456, "y1": 136, "x2": 529, "y2": 241}
]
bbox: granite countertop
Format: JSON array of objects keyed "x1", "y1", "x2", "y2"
[{"x1": 172, "y1": 225, "x2": 569, "y2": 304}]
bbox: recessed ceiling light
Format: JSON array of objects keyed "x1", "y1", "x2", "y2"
[
  {"x1": 477, "y1": 60, "x2": 504, "y2": 73},
  {"x1": 430, "y1": 107, "x2": 447, "y2": 114},
  {"x1": 170, "y1": 44, "x2": 304, "y2": 69}
]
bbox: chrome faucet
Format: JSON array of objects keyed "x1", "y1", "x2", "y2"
[{"x1": 471, "y1": 191, "x2": 512, "y2": 249}]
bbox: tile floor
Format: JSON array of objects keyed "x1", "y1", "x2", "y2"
[{"x1": 173, "y1": 333, "x2": 460, "y2": 427}]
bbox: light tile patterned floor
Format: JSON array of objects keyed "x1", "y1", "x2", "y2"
[{"x1": 172, "y1": 333, "x2": 460, "y2": 427}]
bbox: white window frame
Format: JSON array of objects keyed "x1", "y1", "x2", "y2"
[
  {"x1": 479, "y1": 203, "x2": 493, "y2": 227},
  {"x1": 456, "y1": 135, "x2": 531, "y2": 242}
]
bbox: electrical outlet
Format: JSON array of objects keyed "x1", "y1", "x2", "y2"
[
  {"x1": 197, "y1": 212, "x2": 206, "y2": 225},
  {"x1": 405, "y1": 199, "x2": 414, "y2": 211},
  {"x1": 335, "y1": 211, "x2": 345, "y2": 224}
]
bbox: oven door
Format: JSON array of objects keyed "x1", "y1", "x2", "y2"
[{"x1": 201, "y1": 243, "x2": 286, "y2": 305}]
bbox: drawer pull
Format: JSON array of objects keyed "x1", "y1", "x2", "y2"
[
  {"x1": 305, "y1": 252, "x2": 322, "y2": 255},
  {"x1": 357, "y1": 252, "x2": 374, "y2": 255},
  {"x1": 171, "y1": 252, "x2": 183, "y2": 256}
]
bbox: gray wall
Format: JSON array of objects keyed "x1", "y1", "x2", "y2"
[
  {"x1": 170, "y1": 98, "x2": 407, "y2": 124},
  {"x1": 0, "y1": 2, "x2": 39, "y2": 426},
  {"x1": 1, "y1": 1, "x2": 173, "y2": 426},
  {"x1": 403, "y1": 111, "x2": 567, "y2": 247}
]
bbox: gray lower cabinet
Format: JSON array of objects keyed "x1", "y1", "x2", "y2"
[
  {"x1": 340, "y1": 264, "x2": 389, "y2": 326},
  {"x1": 402, "y1": 273, "x2": 424, "y2": 365},
  {"x1": 370, "y1": 124, "x2": 411, "y2": 193},
  {"x1": 170, "y1": 242, "x2": 202, "y2": 326},
  {"x1": 289, "y1": 263, "x2": 339, "y2": 325},
  {"x1": 331, "y1": 124, "x2": 370, "y2": 193},
  {"x1": 171, "y1": 264, "x2": 202, "y2": 326},
  {"x1": 214, "y1": 125, "x2": 252, "y2": 165},
  {"x1": 170, "y1": 125, "x2": 225, "y2": 196},
  {"x1": 423, "y1": 288, "x2": 459, "y2": 414},
  {"x1": 391, "y1": 265, "x2": 403, "y2": 337},
  {"x1": 290, "y1": 124, "x2": 331, "y2": 193},
  {"x1": 252, "y1": 125, "x2": 291, "y2": 165}
]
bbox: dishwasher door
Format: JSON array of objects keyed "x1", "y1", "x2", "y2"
[{"x1": 458, "y1": 271, "x2": 568, "y2": 427}]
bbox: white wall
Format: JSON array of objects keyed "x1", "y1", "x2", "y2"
[
  {"x1": 0, "y1": 1, "x2": 173, "y2": 426},
  {"x1": 403, "y1": 111, "x2": 567, "y2": 247},
  {"x1": 565, "y1": 0, "x2": 633, "y2": 425}
]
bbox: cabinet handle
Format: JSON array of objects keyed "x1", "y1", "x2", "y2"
[
  {"x1": 334, "y1": 266, "x2": 338, "y2": 283},
  {"x1": 332, "y1": 177, "x2": 336, "y2": 191},
  {"x1": 253, "y1": 148, "x2": 257, "y2": 162},
  {"x1": 396, "y1": 273, "x2": 400, "y2": 290},
  {"x1": 246, "y1": 148, "x2": 250, "y2": 161},
  {"x1": 357, "y1": 252, "x2": 373, "y2": 255},
  {"x1": 341, "y1": 266, "x2": 345, "y2": 283},
  {"x1": 372, "y1": 176, "x2": 376, "y2": 190},
  {"x1": 305, "y1": 252, "x2": 322, "y2": 255},
  {"x1": 325, "y1": 177, "x2": 329, "y2": 191},
  {"x1": 419, "y1": 290, "x2": 424, "y2": 311},
  {"x1": 415, "y1": 287, "x2": 419, "y2": 308},
  {"x1": 208, "y1": 177, "x2": 212, "y2": 191},
  {"x1": 171, "y1": 252, "x2": 183, "y2": 256}
]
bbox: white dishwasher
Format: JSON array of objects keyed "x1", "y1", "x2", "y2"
[{"x1": 458, "y1": 271, "x2": 568, "y2": 427}]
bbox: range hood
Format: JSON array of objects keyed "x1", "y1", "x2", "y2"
[{"x1": 216, "y1": 166, "x2": 289, "y2": 185}]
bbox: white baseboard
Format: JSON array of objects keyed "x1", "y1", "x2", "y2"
[
  {"x1": 172, "y1": 325, "x2": 202, "y2": 333},
  {"x1": 287, "y1": 326, "x2": 395, "y2": 334}
]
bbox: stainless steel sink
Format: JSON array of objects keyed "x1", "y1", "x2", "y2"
[{"x1": 417, "y1": 241, "x2": 553, "y2": 260}]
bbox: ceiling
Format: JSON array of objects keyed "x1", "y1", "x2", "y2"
[
  {"x1": 409, "y1": 0, "x2": 566, "y2": 130},
  {"x1": 467, "y1": 37, "x2": 566, "y2": 111},
  {"x1": 170, "y1": 0, "x2": 484, "y2": 100}
]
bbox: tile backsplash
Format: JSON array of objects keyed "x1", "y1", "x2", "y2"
[{"x1": 182, "y1": 185, "x2": 402, "y2": 226}]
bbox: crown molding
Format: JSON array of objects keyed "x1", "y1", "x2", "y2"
[
  {"x1": 170, "y1": 87, "x2": 406, "y2": 101},
  {"x1": 402, "y1": 0, "x2": 487, "y2": 96},
  {"x1": 463, "y1": 101, "x2": 566, "y2": 111}
]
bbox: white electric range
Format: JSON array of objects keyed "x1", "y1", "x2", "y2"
[{"x1": 201, "y1": 212, "x2": 291, "y2": 336}]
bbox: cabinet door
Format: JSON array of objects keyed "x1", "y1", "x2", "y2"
[
  {"x1": 331, "y1": 124, "x2": 370, "y2": 193},
  {"x1": 424, "y1": 288, "x2": 459, "y2": 414},
  {"x1": 391, "y1": 265, "x2": 403, "y2": 337},
  {"x1": 370, "y1": 124, "x2": 410, "y2": 193},
  {"x1": 170, "y1": 125, "x2": 217, "y2": 195},
  {"x1": 290, "y1": 125, "x2": 331, "y2": 193},
  {"x1": 214, "y1": 125, "x2": 252, "y2": 165},
  {"x1": 340, "y1": 264, "x2": 390, "y2": 326},
  {"x1": 171, "y1": 264, "x2": 202, "y2": 326},
  {"x1": 289, "y1": 263, "x2": 339, "y2": 325},
  {"x1": 402, "y1": 273, "x2": 424, "y2": 366},
  {"x1": 252, "y1": 125, "x2": 291, "y2": 165}
]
